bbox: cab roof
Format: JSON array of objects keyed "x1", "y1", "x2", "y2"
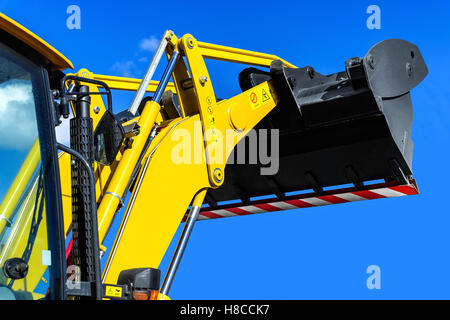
[{"x1": 0, "y1": 12, "x2": 73, "y2": 70}]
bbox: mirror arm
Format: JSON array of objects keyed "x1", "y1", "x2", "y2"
[{"x1": 60, "y1": 75, "x2": 113, "y2": 117}]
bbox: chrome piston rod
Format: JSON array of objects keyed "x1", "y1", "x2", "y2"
[
  {"x1": 128, "y1": 31, "x2": 170, "y2": 115},
  {"x1": 160, "y1": 190, "x2": 206, "y2": 297}
]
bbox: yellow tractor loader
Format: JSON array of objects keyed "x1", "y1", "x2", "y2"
[{"x1": 0, "y1": 13, "x2": 427, "y2": 300}]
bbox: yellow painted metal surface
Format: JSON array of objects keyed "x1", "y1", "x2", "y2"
[
  {"x1": 0, "y1": 12, "x2": 73, "y2": 70},
  {"x1": 58, "y1": 152, "x2": 72, "y2": 237},
  {"x1": 211, "y1": 80, "x2": 279, "y2": 163},
  {"x1": 97, "y1": 100, "x2": 162, "y2": 244},
  {"x1": 157, "y1": 292, "x2": 171, "y2": 300},
  {"x1": 102, "y1": 115, "x2": 210, "y2": 283},
  {"x1": 169, "y1": 50, "x2": 199, "y2": 118},
  {"x1": 58, "y1": 68, "x2": 170, "y2": 242},
  {"x1": 198, "y1": 40, "x2": 296, "y2": 68},
  {"x1": 98, "y1": 33, "x2": 287, "y2": 288},
  {"x1": 179, "y1": 35, "x2": 279, "y2": 188},
  {"x1": 97, "y1": 32, "x2": 284, "y2": 285},
  {"x1": 0, "y1": 26, "x2": 294, "y2": 297},
  {"x1": 78, "y1": 71, "x2": 176, "y2": 93},
  {"x1": 179, "y1": 35, "x2": 219, "y2": 187}
]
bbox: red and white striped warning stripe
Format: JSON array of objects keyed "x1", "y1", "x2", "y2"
[{"x1": 189, "y1": 180, "x2": 419, "y2": 221}]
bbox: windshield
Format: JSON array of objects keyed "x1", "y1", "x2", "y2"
[{"x1": 0, "y1": 41, "x2": 51, "y2": 300}]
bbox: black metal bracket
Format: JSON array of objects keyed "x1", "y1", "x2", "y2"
[
  {"x1": 58, "y1": 75, "x2": 113, "y2": 119},
  {"x1": 305, "y1": 172, "x2": 323, "y2": 195},
  {"x1": 345, "y1": 165, "x2": 365, "y2": 190}
]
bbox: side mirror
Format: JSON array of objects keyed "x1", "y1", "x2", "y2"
[{"x1": 93, "y1": 110, "x2": 124, "y2": 166}]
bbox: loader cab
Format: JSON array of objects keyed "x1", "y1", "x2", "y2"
[{"x1": 0, "y1": 13, "x2": 72, "y2": 299}]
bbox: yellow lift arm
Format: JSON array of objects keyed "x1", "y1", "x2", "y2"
[{"x1": 55, "y1": 32, "x2": 293, "y2": 297}]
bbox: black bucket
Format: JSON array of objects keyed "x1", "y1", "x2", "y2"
[{"x1": 207, "y1": 39, "x2": 427, "y2": 206}]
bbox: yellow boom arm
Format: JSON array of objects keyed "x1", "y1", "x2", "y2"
[{"x1": 56, "y1": 32, "x2": 290, "y2": 286}]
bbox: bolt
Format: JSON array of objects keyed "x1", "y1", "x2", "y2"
[
  {"x1": 199, "y1": 76, "x2": 208, "y2": 86},
  {"x1": 213, "y1": 168, "x2": 223, "y2": 183},
  {"x1": 186, "y1": 37, "x2": 195, "y2": 49},
  {"x1": 368, "y1": 55, "x2": 375, "y2": 70},
  {"x1": 288, "y1": 76, "x2": 296, "y2": 89},
  {"x1": 93, "y1": 106, "x2": 100, "y2": 114},
  {"x1": 406, "y1": 62, "x2": 413, "y2": 77}
]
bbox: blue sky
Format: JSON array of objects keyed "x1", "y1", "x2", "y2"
[{"x1": 1, "y1": 0, "x2": 450, "y2": 299}]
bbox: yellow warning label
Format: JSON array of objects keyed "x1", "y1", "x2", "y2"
[
  {"x1": 105, "y1": 285, "x2": 122, "y2": 298},
  {"x1": 207, "y1": 111, "x2": 218, "y2": 143},
  {"x1": 247, "y1": 83, "x2": 272, "y2": 110},
  {"x1": 261, "y1": 88, "x2": 270, "y2": 102}
]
